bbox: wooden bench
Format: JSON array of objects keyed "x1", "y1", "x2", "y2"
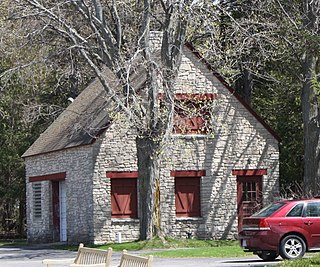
[
  {"x1": 118, "y1": 250, "x2": 153, "y2": 267},
  {"x1": 43, "y1": 243, "x2": 112, "y2": 267}
]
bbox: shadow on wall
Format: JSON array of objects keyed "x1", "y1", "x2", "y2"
[{"x1": 89, "y1": 86, "x2": 278, "y2": 243}]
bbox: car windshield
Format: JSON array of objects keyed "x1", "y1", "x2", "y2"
[{"x1": 251, "y1": 202, "x2": 286, "y2": 217}]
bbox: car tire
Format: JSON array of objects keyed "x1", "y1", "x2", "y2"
[
  {"x1": 257, "y1": 251, "x2": 278, "y2": 261},
  {"x1": 279, "y1": 235, "x2": 306, "y2": 260}
]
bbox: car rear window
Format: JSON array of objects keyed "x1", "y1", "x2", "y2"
[{"x1": 252, "y1": 202, "x2": 286, "y2": 217}]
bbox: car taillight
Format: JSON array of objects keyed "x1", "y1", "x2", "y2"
[
  {"x1": 241, "y1": 218, "x2": 271, "y2": 231},
  {"x1": 259, "y1": 219, "x2": 271, "y2": 230}
]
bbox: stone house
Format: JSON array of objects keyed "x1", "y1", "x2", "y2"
[{"x1": 23, "y1": 37, "x2": 279, "y2": 244}]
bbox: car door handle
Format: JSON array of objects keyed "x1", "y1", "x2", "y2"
[{"x1": 304, "y1": 221, "x2": 313, "y2": 226}]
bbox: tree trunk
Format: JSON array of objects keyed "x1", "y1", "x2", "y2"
[
  {"x1": 137, "y1": 136, "x2": 161, "y2": 240},
  {"x1": 302, "y1": 51, "x2": 320, "y2": 196},
  {"x1": 18, "y1": 195, "x2": 25, "y2": 236},
  {"x1": 243, "y1": 69, "x2": 253, "y2": 104},
  {"x1": 302, "y1": 0, "x2": 320, "y2": 196}
]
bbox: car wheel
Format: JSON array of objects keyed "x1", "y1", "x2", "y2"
[
  {"x1": 279, "y1": 235, "x2": 306, "y2": 260},
  {"x1": 257, "y1": 251, "x2": 278, "y2": 261}
]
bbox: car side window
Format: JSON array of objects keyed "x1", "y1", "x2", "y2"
[
  {"x1": 287, "y1": 203, "x2": 304, "y2": 217},
  {"x1": 306, "y1": 202, "x2": 320, "y2": 217}
]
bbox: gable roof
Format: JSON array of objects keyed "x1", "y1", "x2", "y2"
[
  {"x1": 22, "y1": 73, "x2": 111, "y2": 158},
  {"x1": 22, "y1": 44, "x2": 279, "y2": 158}
]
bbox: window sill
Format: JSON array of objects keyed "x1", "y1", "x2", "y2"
[
  {"x1": 176, "y1": 217, "x2": 202, "y2": 222},
  {"x1": 172, "y1": 134, "x2": 209, "y2": 138},
  {"x1": 111, "y1": 218, "x2": 140, "y2": 223}
]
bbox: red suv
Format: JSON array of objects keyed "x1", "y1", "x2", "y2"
[{"x1": 239, "y1": 199, "x2": 320, "y2": 261}]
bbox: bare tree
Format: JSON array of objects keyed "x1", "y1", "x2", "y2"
[
  {"x1": 300, "y1": 0, "x2": 320, "y2": 195},
  {"x1": 189, "y1": 0, "x2": 280, "y2": 104},
  {"x1": 13, "y1": 0, "x2": 203, "y2": 240}
]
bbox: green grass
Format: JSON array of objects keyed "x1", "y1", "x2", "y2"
[
  {"x1": 279, "y1": 253, "x2": 320, "y2": 267},
  {"x1": 142, "y1": 246, "x2": 249, "y2": 258},
  {"x1": 88, "y1": 238, "x2": 250, "y2": 258},
  {"x1": 96, "y1": 238, "x2": 242, "y2": 252},
  {"x1": 0, "y1": 239, "x2": 27, "y2": 246}
]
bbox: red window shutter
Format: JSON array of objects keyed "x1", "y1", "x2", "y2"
[
  {"x1": 187, "y1": 117, "x2": 205, "y2": 133},
  {"x1": 175, "y1": 177, "x2": 200, "y2": 217},
  {"x1": 174, "y1": 116, "x2": 205, "y2": 134},
  {"x1": 111, "y1": 178, "x2": 137, "y2": 218},
  {"x1": 173, "y1": 100, "x2": 210, "y2": 134}
]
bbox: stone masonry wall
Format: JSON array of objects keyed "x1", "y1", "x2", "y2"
[
  {"x1": 25, "y1": 146, "x2": 95, "y2": 244},
  {"x1": 92, "y1": 122, "x2": 140, "y2": 244},
  {"x1": 157, "y1": 47, "x2": 279, "y2": 239},
  {"x1": 89, "y1": 46, "x2": 279, "y2": 243}
]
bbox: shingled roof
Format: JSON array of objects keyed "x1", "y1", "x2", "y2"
[
  {"x1": 22, "y1": 73, "x2": 111, "y2": 158},
  {"x1": 22, "y1": 56, "x2": 151, "y2": 159}
]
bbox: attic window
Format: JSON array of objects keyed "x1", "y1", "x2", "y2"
[{"x1": 173, "y1": 94, "x2": 215, "y2": 134}]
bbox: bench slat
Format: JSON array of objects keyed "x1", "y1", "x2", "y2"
[
  {"x1": 43, "y1": 243, "x2": 112, "y2": 267},
  {"x1": 119, "y1": 250, "x2": 153, "y2": 267},
  {"x1": 75, "y1": 246, "x2": 112, "y2": 265}
]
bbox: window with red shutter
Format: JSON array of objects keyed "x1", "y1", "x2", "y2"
[
  {"x1": 159, "y1": 93, "x2": 215, "y2": 135},
  {"x1": 173, "y1": 98, "x2": 211, "y2": 134},
  {"x1": 175, "y1": 176, "x2": 201, "y2": 217},
  {"x1": 107, "y1": 172, "x2": 138, "y2": 219}
]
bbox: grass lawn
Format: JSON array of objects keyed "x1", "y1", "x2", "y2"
[
  {"x1": 279, "y1": 254, "x2": 320, "y2": 267},
  {"x1": 141, "y1": 246, "x2": 248, "y2": 258},
  {"x1": 96, "y1": 238, "x2": 250, "y2": 258},
  {"x1": 0, "y1": 239, "x2": 27, "y2": 246}
]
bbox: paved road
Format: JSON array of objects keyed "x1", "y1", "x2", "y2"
[{"x1": 0, "y1": 245, "x2": 283, "y2": 267}]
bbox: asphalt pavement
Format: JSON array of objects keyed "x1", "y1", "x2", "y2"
[{"x1": 0, "y1": 244, "x2": 283, "y2": 267}]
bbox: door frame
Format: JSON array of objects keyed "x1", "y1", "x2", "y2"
[
  {"x1": 29, "y1": 172, "x2": 67, "y2": 242},
  {"x1": 233, "y1": 169, "x2": 266, "y2": 231},
  {"x1": 52, "y1": 180, "x2": 67, "y2": 242},
  {"x1": 52, "y1": 181, "x2": 60, "y2": 242},
  {"x1": 59, "y1": 181, "x2": 67, "y2": 242}
]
